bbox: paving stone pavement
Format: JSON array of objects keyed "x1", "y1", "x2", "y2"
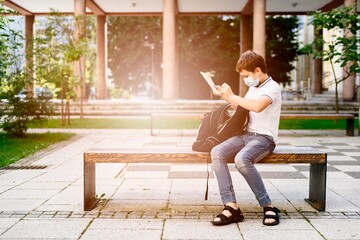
[{"x1": 0, "y1": 129, "x2": 360, "y2": 240}]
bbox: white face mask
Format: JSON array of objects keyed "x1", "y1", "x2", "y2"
[{"x1": 244, "y1": 75, "x2": 259, "y2": 87}]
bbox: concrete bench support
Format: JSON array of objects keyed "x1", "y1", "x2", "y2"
[{"x1": 83, "y1": 146, "x2": 327, "y2": 211}]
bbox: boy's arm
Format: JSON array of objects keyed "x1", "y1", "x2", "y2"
[
  {"x1": 215, "y1": 83, "x2": 271, "y2": 113},
  {"x1": 227, "y1": 95, "x2": 271, "y2": 113}
]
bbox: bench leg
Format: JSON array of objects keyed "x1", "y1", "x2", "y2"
[
  {"x1": 150, "y1": 116, "x2": 154, "y2": 136},
  {"x1": 84, "y1": 161, "x2": 97, "y2": 211},
  {"x1": 346, "y1": 118, "x2": 354, "y2": 136},
  {"x1": 305, "y1": 163, "x2": 327, "y2": 211}
]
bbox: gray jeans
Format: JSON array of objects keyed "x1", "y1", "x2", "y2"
[{"x1": 211, "y1": 131, "x2": 276, "y2": 207}]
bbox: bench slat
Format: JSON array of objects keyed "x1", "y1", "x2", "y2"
[{"x1": 84, "y1": 146, "x2": 326, "y2": 164}]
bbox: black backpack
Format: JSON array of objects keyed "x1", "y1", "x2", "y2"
[{"x1": 192, "y1": 104, "x2": 249, "y2": 152}]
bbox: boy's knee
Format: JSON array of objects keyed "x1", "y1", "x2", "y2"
[
  {"x1": 234, "y1": 156, "x2": 251, "y2": 170},
  {"x1": 210, "y1": 145, "x2": 221, "y2": 159}
]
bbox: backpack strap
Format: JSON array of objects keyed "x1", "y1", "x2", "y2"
[{"x1": 204, "y1": 153, "x2": 210, "y2": 200}]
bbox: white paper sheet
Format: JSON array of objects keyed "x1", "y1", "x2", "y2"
[{"x1": 200, "y1": 71, "x2": 221, "y2": 95}]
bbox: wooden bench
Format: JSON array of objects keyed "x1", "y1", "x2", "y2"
[
  {"x1": 150, "y1": 113, "x2": 355, "y2": 136},
  {"x1": 84, "y1": 146, "x2": 327, "y2": 211},
  {"x1": 280, "y1": 113, "x2": 355, "y2": 136}
]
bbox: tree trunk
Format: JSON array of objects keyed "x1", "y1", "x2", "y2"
[
  {"x1": 330, "y1": 59, "x2": 339, "y2": 114},
  {"x1": 335, "y1": 81, "x2": 339, "y2": 114},
  {"x1": 61, "y1": 78, "x2": 65, "y2": 126}
]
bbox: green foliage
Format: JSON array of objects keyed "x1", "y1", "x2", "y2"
[
  {"x1": 266, "y1": 16, "x2": 299, "y2": 85},
  {"x1": 107, "y1": 16, "x2": 241, "y2": 99},
  {"x1": 0, "y1": 73, "x2": 55, "y2": 138},
  {"x1": 34, "y1": 12, "x2": 88, "y2": 100},
  {"x1": 107, "y1": 15, "x2": 300, "y2": 99},
  {"x1": 178, "y1": 16, "x2": 240, "y2": 99},
  {"x1": 85, "y1": 16, "x2": 97, "y2": 92},
  {"x1": 0, "y1": 9, "x2": 10, "y2": 77},
  {"x1": 180, "y1": 16, "x2": 299, "y2": 97},
  {"x1": 107, "y1": 16, "x2": 162, "y2": 95},
  {"x1": 300, "y1": 4, "x2": 359, "y2": 111},
  {"x1": 109, "y1": 87, "x2": 134, "y2": 99},
  {"x1": 95, "y1": 193, "x2": 108, "y2": 205},
  {"x1": 0, "y1": 4, "x2": 54, "y2": 137},
  {"x1": 304, "y1": 4, "x2": 360, "y2": 78},
  {"x1": 34, "y1": 11, "x2": 96, "y2": 122}
]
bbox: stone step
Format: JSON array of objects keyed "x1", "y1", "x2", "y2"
[{"x1": 53, "y1": 99, "x2": 360, "y2": 116}]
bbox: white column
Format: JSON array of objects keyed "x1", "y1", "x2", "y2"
[
  {"x1": 96, "y1": 15, "x2": 107, "y2": 99},
  {"x1": 25, "y1": 15, "x2": 34, "y2": 97},
  {"x1": 313, "y1": 27, "x2": 323, "y2": 94},
  {"x1": 162, "y1": 0, "x2": 178, "y2": 99},
  {"x1": 342, "y1": 0, "x2": 356, "y2": 101},
  {"x1": 74, "y1": 0, "x2": 86, "y2": 101},
  {"x1": 252, "y1": 0, "x2": 266, "y2": 58},
  {"x1": 239, "y1": 15, "x2": 251, "y2": 97}
]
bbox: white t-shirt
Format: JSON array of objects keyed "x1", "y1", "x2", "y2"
[{"x1": 244, "y1": 77, "x2": 282, "y2": 142}]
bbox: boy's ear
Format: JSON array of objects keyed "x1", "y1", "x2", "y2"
[{"x1": 255, "y1": 67, "x2": 262, "y2": 74}]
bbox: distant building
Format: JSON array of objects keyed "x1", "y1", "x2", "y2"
[{"x1": 292, "y1": 15, "x2": 359, "y2": 97}]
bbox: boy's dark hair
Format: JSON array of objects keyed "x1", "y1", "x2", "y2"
[{"x1": 236, "y1": 50, "x2": 267, "y2": 73}]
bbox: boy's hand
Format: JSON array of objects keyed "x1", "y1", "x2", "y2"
[
  {"x1": 218, "y1": 83, "x2": 235, "y2": 100},
  {"x1": 213, "y1": 85, "x2": 223, "y2": 96}
]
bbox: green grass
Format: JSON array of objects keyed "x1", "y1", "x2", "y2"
[
  {"x1": 0, "y1": 132, "x2": 74, "y2": 168},
  {"x1": 35, "y1": 117, "x2": 359, "y2": 130},
  {"x1": 34, "y1": 118, "x2": 201, "y2": 129},
  {"x1": 279, "y1": 118, "x2": 359, "y2": 130}
]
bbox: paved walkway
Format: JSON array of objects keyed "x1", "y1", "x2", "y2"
[{"x1": 1, "y1": 129, "x2": 360, "y2": 240}]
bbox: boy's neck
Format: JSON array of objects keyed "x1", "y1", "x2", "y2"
[{"x1": 258, "y1": 73, "x2": 269, "y2": 85}]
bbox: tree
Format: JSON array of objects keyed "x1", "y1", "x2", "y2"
[
  {"x1": 0, "y1": 5, "x2": 53, "y2": 137},
  {"x1": 107, "y1": 16, "x2": 162, "y2": 98},
  {"x1": 106, "y1": 15, "x2": 300, "y2": 99},
  {"x1": 35, "y1": 13, "x2": 77, "y2": 125},
  {"x1": 179, "y1": 15, "x2": 300, "y2": 98},
  {"x1": 0, "y1": 5, "x2": 14, "y2": 80},
  {"x1": 34, "y1": 11, "x2": 94, "y2": 124},
  {"x1": 266, "y1": 16, "x2": 299, "y2": 86},
  {"x1": 178, "y1": 16, "x2": 240, "y2": 99},
  {"x1": 301, "y1": 4, "x2": 360, "y2": 113},
  {"x1": 107, "y1": 16, "x2": 240, "y2": 99},
  {"x1": 85, "y1": 16, "x2": 97, "y2": 98}
]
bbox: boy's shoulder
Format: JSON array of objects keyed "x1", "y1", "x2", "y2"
[
  {"x1": 262, "y1": 77, "x2": 281, "y2": 89},
  {"x1": 270, "y1": 79, "x2": 281, "y2": 88}
]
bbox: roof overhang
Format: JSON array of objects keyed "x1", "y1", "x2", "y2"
[{"x1": 2, "y1": 0, "x2": 359, "y2": 16}]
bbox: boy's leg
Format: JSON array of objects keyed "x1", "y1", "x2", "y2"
[
  {"x1": 234, "y1": 133, "x2": 275, "y2": 207},
  {"x1": 211, "y1": 135, "x2": 245, "y2": 204}
]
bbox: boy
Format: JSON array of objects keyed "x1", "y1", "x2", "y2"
[{"x1": 211, "y1": 50, "x2": 282, "y2": 226}]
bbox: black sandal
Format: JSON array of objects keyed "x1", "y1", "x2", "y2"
[
  {"x1": 211, "y1": 205, "x2": 244, "y2": 226},
  {"x1": 263, "y1": 206, "x2": 281, "y2": 226}
]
